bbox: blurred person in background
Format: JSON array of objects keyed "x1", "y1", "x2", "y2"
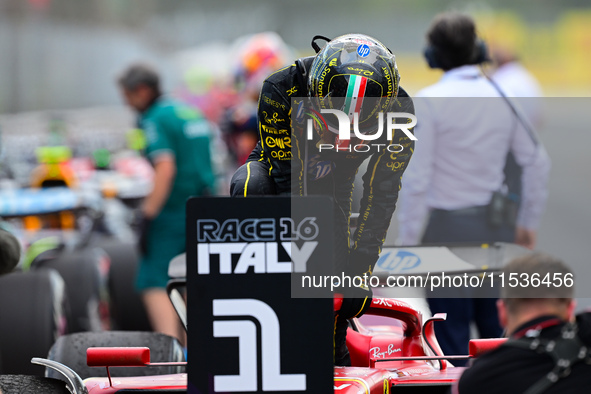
[
  {"x1": 117, "y1": 63, "x2": 216, "y2": 341},
  {"x1": 489, "y1": 44, "x2": 545, "y2": 226},
  {"x1": 221, "y1": 32, "x2": 293, "y2": 167},
  {"x1": 397, "y1": 12, "x2": 551, "y2": 364},
  {"x1": 457, "y1": 253, "x2": 590, "y2": 394},
  {"x1": 491, "y1": 45, "x2": 543, "y2": 97}
]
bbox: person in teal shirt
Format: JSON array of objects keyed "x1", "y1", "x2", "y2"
[{"x1": 118, "y1": 63, "x2": 215, "y2": 341}]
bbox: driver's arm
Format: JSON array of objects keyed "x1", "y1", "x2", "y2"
[
  {"x1": 352, "y1": 90, "x2": 415, "y2": 267},
  {"x1": 255, "y1": 70, "x2": 294, "y2": 195}
]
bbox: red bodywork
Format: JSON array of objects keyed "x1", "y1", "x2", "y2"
[
  {"x1": 79, "y1": 298, "x2": 504, "y2": 393},
  {"x1": 84, "y1": 374, "x2": 187, "y2": 393},
  {"x1": 335, "y1": 298, "x2": 457, "y2": 393},
  {"x1": 87, "y1": 347, "x2": 150, "y2": 367}
]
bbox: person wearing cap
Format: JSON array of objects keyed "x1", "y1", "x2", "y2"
[
  {"x1": 117, "y1": 63, "x2": 216, "y2": 341},
  {"x1": 457, "y1": 253, "x2": 590, "y2": 394}
]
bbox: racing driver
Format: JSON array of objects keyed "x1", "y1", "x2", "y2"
[{"x1": 230, "y1": 33, "x2": 415, "y2": 366}]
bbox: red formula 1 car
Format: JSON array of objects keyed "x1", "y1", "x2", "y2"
[
  {"x1": 1, "y1": 242, "x2": 524, "y2": 393},
  {"x1": 2, "y1": 293, "x2": 505, "y2": 394}
]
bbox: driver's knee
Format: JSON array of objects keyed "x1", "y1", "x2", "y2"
[{"x1": 230, "y1": 161, "x2": 277, "y2": 197}]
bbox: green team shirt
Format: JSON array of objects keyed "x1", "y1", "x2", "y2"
[{"x1": 140, "y1": 97, "x2": 215, "y2": 212}]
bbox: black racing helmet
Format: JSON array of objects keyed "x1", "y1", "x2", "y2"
[{"x1": 308, "y1": 34, "x2": 400, "y2": 135}]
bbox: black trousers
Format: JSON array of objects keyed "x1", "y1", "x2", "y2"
[
  {"x1": 422, "y1": 206, "x2": 515, "y2": 245},
  {"x1": 230, "y1": 161, "x2": 278, "y2": 197}
]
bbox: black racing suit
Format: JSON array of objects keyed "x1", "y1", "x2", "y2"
[
  {"x1": 231, "y1": 57, "x2": 414, "y2": 268},
  {"x1": 230, "y1": 58, "x2": 415, "y2": 364}
]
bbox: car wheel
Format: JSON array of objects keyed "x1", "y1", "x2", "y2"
[
  {"x1": 0, "y1": 270, "x2": 67, "y2": 376},
  {"x1": 0, "y1": 375, "x2": 68, "y2": 394},
  {"x1": 100, "y1": 240, "x2": 152, "y2": 331},
  {"x1": 46, "y1": 331, "x2": 184, "y2": 380},
  {"x1": 37, "y1": 248, "x2": 104, "y2": 333}
]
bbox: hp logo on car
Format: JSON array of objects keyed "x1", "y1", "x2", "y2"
[{"x1": 377, "y1": 250, "x2": 421, "y2": 272}]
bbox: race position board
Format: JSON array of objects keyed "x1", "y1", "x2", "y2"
[{"x1": 186, "y1": 196, "x2": 334, "y2": 393}]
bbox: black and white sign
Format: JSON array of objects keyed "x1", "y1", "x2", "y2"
[{"x1": 187, "y1": 196, "x2": 334, "y2": 394}]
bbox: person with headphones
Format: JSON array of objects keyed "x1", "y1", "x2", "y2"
[
  {"x1": 230, "y1": 33, "x2": 415, "y2": 366},
  {"x1": 396, "y1": 12, "x2": 551, "y2": 364}
]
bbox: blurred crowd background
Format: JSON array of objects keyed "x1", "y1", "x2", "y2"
[{"x1": 1, "y1": 0, "x2": 590, "y2": 114}]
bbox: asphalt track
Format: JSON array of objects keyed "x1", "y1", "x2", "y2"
[{"x1": 534, "y1": 98, "x2": 591, "y2": 310}]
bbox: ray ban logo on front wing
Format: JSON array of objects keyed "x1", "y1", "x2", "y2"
[{"x1": 306, "y1": 109, "x2": 417, "y2": 153}]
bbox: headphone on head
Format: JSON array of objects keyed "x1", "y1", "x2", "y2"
[{"x1": 423, "y1": 38, "x2": 489, "y2": 70}]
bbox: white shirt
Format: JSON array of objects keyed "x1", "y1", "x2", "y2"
[{"x1": 396, "y1": 65, "x2": 551, "y2": 245}]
